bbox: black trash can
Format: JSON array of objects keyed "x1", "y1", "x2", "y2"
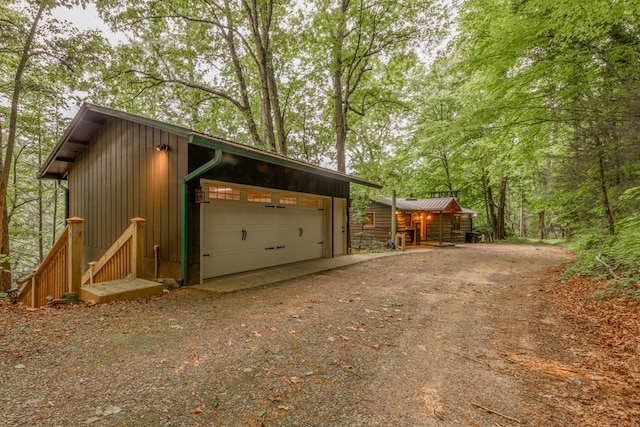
[{"x1": 465, "y1": 232, "x2": 479, "y2": 243}]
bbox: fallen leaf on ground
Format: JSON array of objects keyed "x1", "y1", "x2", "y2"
[{"x1": 287, "y1": 376, "x2": 301, "y2": 384}]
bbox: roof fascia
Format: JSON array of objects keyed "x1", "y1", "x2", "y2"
[{"x1": 189, "y1": 133, "x2": 382, "y2": 189}]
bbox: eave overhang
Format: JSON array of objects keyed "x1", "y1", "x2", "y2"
[{"x1": 40, "y1": 103, "x2": 382, "y2": 190}]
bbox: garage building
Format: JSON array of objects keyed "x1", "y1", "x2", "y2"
[{"x1": 40, "y1": 103, "x2": 381, "y2": 285}]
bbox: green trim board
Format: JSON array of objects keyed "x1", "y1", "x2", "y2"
[{"x1": 181, "y1": 145, "x2": 223, "y2": 282}]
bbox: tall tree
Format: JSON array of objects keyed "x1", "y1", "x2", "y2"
[
  {"x1": 0, "y1": 1, "x2": 46, "y2": 288},
  {"x1": 95, "y1": 0, "x2": 291, "y2": 153},
  {"x1": 419, "y1": 0, "x2": 640, "y2": 240},
  {"x1": 0, "y1": 0, "x2": 105, "y2": 286},
  {"x1": 310, "y1": 0, "x2": 442, "y2": 172}
]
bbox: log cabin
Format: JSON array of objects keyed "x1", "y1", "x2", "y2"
[{"x1": 351, "y1": 196, "x2": 479, "y2": 249}]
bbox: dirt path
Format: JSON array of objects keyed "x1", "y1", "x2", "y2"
[{"x1": 1, "y1": 243, "x2": 633, "y2": 426}]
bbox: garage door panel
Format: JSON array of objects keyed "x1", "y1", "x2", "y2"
[
  {"x1": 203, "y1": 248, "x2": 275, "y2": 278},
  {"x1": 201, "y1": 187, "x2": 327, "y2": 279}
]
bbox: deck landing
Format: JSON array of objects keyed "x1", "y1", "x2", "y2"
[{"x1": 79, "y1": 278, "x2": 166, "y2": 304}]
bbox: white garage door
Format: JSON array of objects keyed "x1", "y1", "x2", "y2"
[{"x1": 200, "y1": 183, "x2": 326, "y2": 279}]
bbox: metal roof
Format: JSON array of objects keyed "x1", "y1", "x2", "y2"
[
  {"x1": 461, "y1": 207, "x2": 480, "y2": 215},
  {"x1": 375, "y1": 196, "x2": 463, "y2": 212},
  {"x1": 40, "y1": 103, "x2": 382, "y2": 189}
]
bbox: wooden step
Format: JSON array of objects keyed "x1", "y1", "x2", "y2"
[{"x1": 79, "y1": 278, "x2": 166, "y2": 304}]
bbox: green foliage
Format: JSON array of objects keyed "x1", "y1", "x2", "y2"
[
  {"x1": 1, "y1": 1, "x2": 108, "y2": 280},
  {"x1": 409, "y1": 0, "x2": 640, "y2": 250},
  {"x1": 2, "y1": 0, "x2": 638, "y2": 290},
  {"x1": 591, "y1": 275, "x2": 640, "y2": 301}
]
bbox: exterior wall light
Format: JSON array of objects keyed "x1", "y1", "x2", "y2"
[{"x1": 156, "y1": 143, "x2": 169, "y2": 152}]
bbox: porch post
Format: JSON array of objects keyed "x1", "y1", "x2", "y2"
[
  {"x1": 391, "y1": 190, "x2": 397, "y2": 242},
  {"x1": 438, "y1": 211, "x2": 443, "y2": 246}
]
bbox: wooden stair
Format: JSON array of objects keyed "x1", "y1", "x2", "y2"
[{"x1": 79, "y1": 278, "x2": 166, "y2": 304}]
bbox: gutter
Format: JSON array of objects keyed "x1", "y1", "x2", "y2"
[{"x1": 180, "y1": 134, "x2": 223, "y2": 283}]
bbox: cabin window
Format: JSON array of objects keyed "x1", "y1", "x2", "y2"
[
  {"x1": 453, "y1": 215, "x2": 461, "y2": 230},
  {"x1": 364, "y1": 212, "x2": 375, "y2": 227},
  {"x1": 208, "y1": 186, "x2": 240, "y2": 201},
  {"x1": 248, "y1": 191, "x2": 273, "y2": 203},
  {"x1": 279, "y1": 195, "x2": 298, "y2": 205}
]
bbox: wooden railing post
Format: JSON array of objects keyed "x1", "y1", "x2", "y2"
[
  {"x1": 66, "y1": 217, "x2": 84, "y2": 294},
  {"x1": 31, "y1": 270, "x2": 37, "y2": 308},
  {"x1": 88, "y1": 261, "x2": 96, "y2": 285},
  {"x1": 130, "y1": 218, "x2": 146, "y2": 278}
]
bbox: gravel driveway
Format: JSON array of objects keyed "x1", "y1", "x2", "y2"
[{"x1": 0, "y1": 243, "x2": 603, "y2": 426}]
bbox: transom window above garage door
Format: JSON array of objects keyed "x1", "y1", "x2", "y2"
[
  {"x1": 208, "y1": 186, "x2": 240, "y2": 201},
  {"x1": 302, "y1": 196, "x2": 321, "y2": 208},
  {"x1": 279, "y1": 195, "x2": 298, "y2": 205},
  {"x1": 201, "y1": 180, "x2": 327, "y2": 207},
  {"x1": 247, "y1": 191, "x2": 273, "y2": 203}
]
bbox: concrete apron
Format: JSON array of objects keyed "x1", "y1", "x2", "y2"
[{"x1": 193, "y1": 249, "x2": 432, "y2": 294}]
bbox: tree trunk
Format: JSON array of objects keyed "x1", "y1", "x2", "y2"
[
  {"x1": 496, "y1": 177, "x2": 507, "y2": 240},
  {"x1": 595, "y1": 137, "x2": 615, "y2": 235},
  {"x1": 481, "y1": 169, "x2": 508, "y2": 241},
  {"x1": 438, "y1": 143, "x2": 453, "y2": 190},
  {"x1": 333, "y1": 49, "x2": 347, "y2": 172},
  {"x1": 237, "y1": 0, "x2": 287, "y2": 154},
  {"x1": 481, "y1": 170, "x2": 496, "y2": 241},
  {"x1": 332, "y1": 0, "x2": 349, "y2": 173},
  {"x1": 52, "y1": 184, "x2": 58, "y2": 247},
  {"x1": 1, "y1": 210, "x2": 9, "y2": 290},
  {"x1": 267, "y1": 51, "x2": 287, "y2": 155},
  {"x1": 38, "y1": 140, "x2": 44, "y2": 263},
  {"x1": 538, "y1": 211, "x2": 545, "y2": 240},
  {"x1": 221, "y1": 0, "x2": 262, "y2": 148},
  {"x1": 0, "y1": 4, "x2": 46, "y2": 287}
]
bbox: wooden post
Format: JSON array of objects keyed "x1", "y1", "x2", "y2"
[
  {"x1": 130, "y1": 218, "x2": 146, "y2": 278},
  {"x1": 31, "y1": 272, "x2": 37, "y2": 308},
  {"x1": 439, "y1": 211, "x2": 443, "y2": 246},
  {"x1": 66, "y1": 217, "x2": 84, "y2": 294},
  {"x1": 391, "y1": 190, "x2": 397, "y2": 240},
  {"x1": 88, "y1": 261, "x2": 96, "y2": 284}
]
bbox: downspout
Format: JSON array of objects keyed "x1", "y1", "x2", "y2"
[{"x1": 181, "y1": 135, "x2": 223, "y2": 283}]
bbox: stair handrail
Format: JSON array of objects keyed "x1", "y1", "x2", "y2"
[
  {"x1": 81, "y1": 218, "x2": 146, "y2": 286},
  {"x1": 16, "y1": 217, "x2": 84, "y2": 308}
]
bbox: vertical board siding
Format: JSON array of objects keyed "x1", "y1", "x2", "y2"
[
  {"x1": 67, "y1": 117, "x2": 187, "y2": 278},
  {"x1": 349, "y1": 202, "x2": 394, "y2": 249},
  {"x1": 160, "y1": 130, "x2": 169, "y2": 258},
  {"x1": 169, "y1": 133, "x2": 179, "y2": 262}
]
